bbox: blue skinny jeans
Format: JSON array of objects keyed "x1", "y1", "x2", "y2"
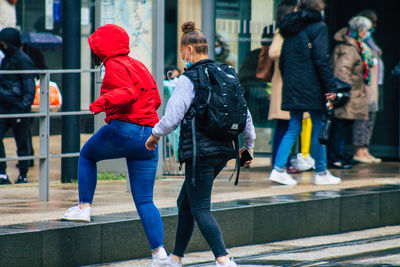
[
  {"x1": 272, "y1": 119, "x2": 291, "y2": 167},
  {"x1": 78, "y1": 120, "x2": 163, "y2": 250},
  {"x1": 274, "y1": 110, "x2": 327, "y2": 173}
]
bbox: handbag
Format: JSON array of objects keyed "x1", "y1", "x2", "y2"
[
  {"x1": 256, "y1": 45, "x2": 274, "y2": 82},
  {"x1": 319, "y1": 101, "x2": 334, "y2": 145},
  {"x1": 319, "y1": 79, "x2": 351, "y2": 145}
]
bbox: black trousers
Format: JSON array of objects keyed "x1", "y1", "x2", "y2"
[
  {"x1": 327, "y1": 118, "x2": 353, "y2": 162},
  {"x1": 173, "y1": 156, "x2": 229, "y2": 258},
  {"x1": 0, "y1": 118, "x2": 30, "y2": 177}
]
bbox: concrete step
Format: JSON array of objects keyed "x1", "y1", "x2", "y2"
[{"x1": 1, "y1": 184, "x2": 400, "y2": 267}]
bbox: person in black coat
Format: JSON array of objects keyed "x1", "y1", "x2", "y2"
[
  {"x1": 269, "y1": 0, "x2": 342, "y2": 186},
  {"x1": 0, "y1": 27, "x2": 35, "y2": 184}
]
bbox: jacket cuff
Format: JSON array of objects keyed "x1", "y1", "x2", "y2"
[
  {"x1": 89, "y1": 102, "x2": 104, "y2": 114},
  {"x1": 151, "y1": 128, "x2": 160, "y2": 138}
]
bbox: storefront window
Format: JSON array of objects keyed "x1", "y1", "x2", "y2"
[{"x1": 216, "y1": 0, "x2": 281, "y2": 153}]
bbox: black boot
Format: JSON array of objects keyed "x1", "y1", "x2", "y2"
[{"x1": 15, "y1": 175, "x2": 28, "y2": 184}]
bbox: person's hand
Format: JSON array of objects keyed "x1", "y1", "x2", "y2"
[
  {"x1": 89, "y1": 102, "x2": 104, "y2": 115},
  {"x1": 239, "y1": 147, "x2": 254, "y2": 168},
  {"x1": 145, "y1": 134, "x2": 160, "y2": 151},
  {"x1": 325, "y1": 92, "x2": 337, "y2": 101}
]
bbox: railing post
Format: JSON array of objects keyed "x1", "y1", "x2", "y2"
[
  {"x1": 202, "y1": 0, "x2": 216, "y2": 59},
  {"x1": 152, "y1": 0, "x2": 165, "y2": 179},
  {"x1": 39, "y1": 73, "x2": 50, "y2": 201}
]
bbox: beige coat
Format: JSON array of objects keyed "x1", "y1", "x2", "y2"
[
  {"x1": 333, "y1": 28, "x2": 369, "y2": 120},
  {"x1": 268, "y1": 31, "x2": 290, "y2": 120}
]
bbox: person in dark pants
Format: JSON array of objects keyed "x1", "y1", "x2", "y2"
[
  {"x1": 0, "y1": 27, "x2": 35, "y2": 185},
  {"x1": 329, "y1": 16, "x2": 372, "y2": 167},
  {"x1": 146, "y1": 21, "x2": 256, "y2": 267}
]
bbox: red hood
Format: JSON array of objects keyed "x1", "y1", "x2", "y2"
[{"x1": 88, "y1": 24, "x2": 130, "y2": 63}]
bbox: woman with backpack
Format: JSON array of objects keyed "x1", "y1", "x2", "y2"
[
  {"x1": 61, "y1": 24, "x2": 169, "y2": 267},
  {"x1": 268, "y1": 0, "x2": 342, "y2": 186},
  {"x1": 146, "y1": 21, "x2": 256, "y2": 267}
]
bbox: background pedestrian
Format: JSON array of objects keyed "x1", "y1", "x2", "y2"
[
  {"x1": 269, "y1": 0, "x2": 341, "y2": 186},
  {"x1": 329, "y1": 16, "x2": 372, "y2": 167},
  {"x1": 0, "y1": 27, "x2": 35, "y2": 184}
]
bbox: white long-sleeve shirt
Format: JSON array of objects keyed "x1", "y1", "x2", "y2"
[{"x1": 153, "y1": 75, "x2": 256, "y2": 149}]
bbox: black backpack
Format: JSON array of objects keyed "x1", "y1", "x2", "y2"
[
  {"x1": 194, "y1": 63, "x2": 247, "y2": 141},
  {"x1": 189, "y1": 63, "x2": 248, "y2": 186}
]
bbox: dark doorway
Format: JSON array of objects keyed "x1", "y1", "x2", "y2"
[{"x1": 326, "y1": 0, "x2": 400, "y2": 158}]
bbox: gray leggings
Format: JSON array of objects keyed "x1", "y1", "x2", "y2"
[{"x1": 353, "y1": 112, "x2": 376, "y2": 147}]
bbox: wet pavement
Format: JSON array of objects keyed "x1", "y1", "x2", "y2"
[
  {"x1": 86, "y1": 225, "x2": 400, "y2": 267},
  {"x1": 2, "y1": 136, "x2": 400, "y2": 267},
  {"x1": 1, "y1": 135, "x2": 400, "y2": 226},
  {"x1": 1, "y1": 137, "x2": 400, "y2": 226}
]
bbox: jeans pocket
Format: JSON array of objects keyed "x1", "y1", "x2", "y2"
[{"x1": 105, "y1": 128, "x2": 133, "y2": 150}]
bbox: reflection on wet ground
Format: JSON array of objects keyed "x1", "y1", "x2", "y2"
[
  {"x1": 2, "y1": 182, "x2": 400, "y2": 234},
  {"x1": 1, "y1": 161, "x2": 400, "y2": 227}
]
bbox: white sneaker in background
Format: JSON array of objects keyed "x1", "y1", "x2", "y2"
[
  {"x1": 304, "y1": 154, "x2": 315, "y2": 168},
  {"x1": 216, "y1": 258, "x2": 237, "y2": 267},
  {"x1": 61, "y1": 205, "x2": 91, "y2": 223},
  {"x1": 291, "y1": 153, "x2": 313, "y2": 171},
  {"x1": 150, "y1": 247, "x2": 170, "y2": 267},
  {"x1": 269, "y1": 169, "x2": 298, "y2": 186},
  {"x1": 314, "y1": 170, "x2": 341, "y2": 185}
]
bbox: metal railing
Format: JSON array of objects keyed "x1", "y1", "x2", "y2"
[{"x1": 0, "y1": 69, "x2": 98, "y2": 201}]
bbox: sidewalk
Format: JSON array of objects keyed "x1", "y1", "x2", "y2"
[
  {"x1": 2, "y1": 133, "x2": 400, "y2": 226},
  {"x1": 88, "y1": 225, "x2": 400, "y2": 266}
]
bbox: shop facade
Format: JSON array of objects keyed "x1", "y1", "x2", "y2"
[{"x1": 11, "y1": 0, "x2": 400, "y2": 161}]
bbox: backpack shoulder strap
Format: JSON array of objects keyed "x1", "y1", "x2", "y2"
[{"x1": 228, "y1": 137, "x2": 241, "y2": 186}]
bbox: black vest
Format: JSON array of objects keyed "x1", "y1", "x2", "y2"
[{"x1": 178, "y1": 59, "x2": 236, "y2": 163}]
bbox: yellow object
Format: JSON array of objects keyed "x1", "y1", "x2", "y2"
[{"x1": 301, "y1": 118, "x2": 312, "y2": 157}]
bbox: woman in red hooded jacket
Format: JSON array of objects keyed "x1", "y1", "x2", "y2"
[{"x1": 62, "y1": 24, "x2": 168, "y2": 266}]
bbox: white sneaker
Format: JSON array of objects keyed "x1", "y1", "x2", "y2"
[
  {"x1": 150, "y1": 247, "x2": 171, "y2": 267},
  {"x1": 291, "y1": 153, "x2": 313, "y2": 171},
  {"x1": 304, "y1": 154, "x2": 315, "y2": 168},
  {"x1": 269, "y1": 169, "x2": 297, "y2": 186},
  {"x1": 216, "y1": 258, "x2": 237, "y2": 267},
  {"x1": 160, "y1": 255, "x2": 182, "y2": 267},
  {"x1": 314, "y1": 170, "x2": 341, "y2": 185},
  {"x1": 61, "y1": 205, "x2": 91, "y2": 223}
]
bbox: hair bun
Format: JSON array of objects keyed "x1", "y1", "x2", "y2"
[{"x1": 182, "y1": 21, "x2": 196, "y2": 34}]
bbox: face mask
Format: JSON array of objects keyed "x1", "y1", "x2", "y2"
[
  {"x1": 364, "y1": 31, "x2": 371, "y2": 41},
  {"x1": 184, "y1": 48, "x2": 193, "y2": 68},
  {"x1": 215, "y1": 46, "x2": 222, "y2": 56},
  {"x1": 91, "y1": 50, "x2": 102, "y2": 66},
  {"x1": 321, "y1": 11, "x2": 325, "y2": 18}
]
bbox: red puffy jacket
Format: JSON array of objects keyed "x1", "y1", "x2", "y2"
[{"x1": 88, "y1": 24, "x2": 161, "y2": 126}]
